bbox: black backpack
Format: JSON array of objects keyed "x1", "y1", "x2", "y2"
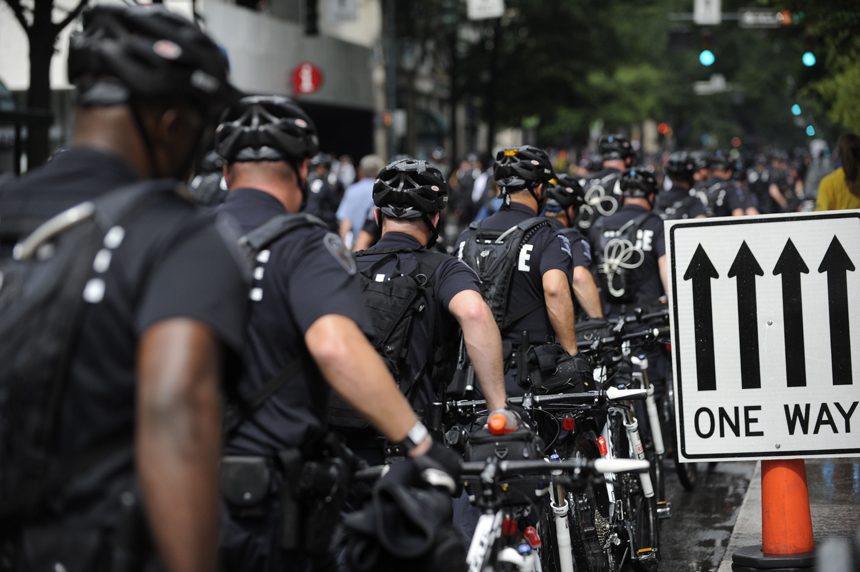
[
  {"x1": 327, "y1": 247, "x2": 451, "y2": 430},
  {"x1": 592, "y1": 212, "x2": 654, "y2": 304},
  {"x1": 458, "y1": 217, "x2": 552, "y2": 331},
  {"x1": 0, "y1": 180, "x2": 193, "y2": 523},
  {"x1": 222, "y1": 213, "x2": 330, "y2": 435}
]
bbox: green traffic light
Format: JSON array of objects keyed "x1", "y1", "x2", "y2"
[{"x1": 792, "y1": 104, "x2": 802, "y2": 116}]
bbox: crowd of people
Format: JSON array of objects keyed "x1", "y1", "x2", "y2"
[{"x1": 1, "y1": 5, "x2": 859, "y2": 572}]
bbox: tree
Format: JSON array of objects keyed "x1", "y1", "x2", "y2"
[{"x1": 4, "y1": 0, "x2": 89, "y2": 168}]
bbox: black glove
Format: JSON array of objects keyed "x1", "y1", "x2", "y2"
[{"x1": 411, "y1": 439, "x2": 462, "y2": 496}]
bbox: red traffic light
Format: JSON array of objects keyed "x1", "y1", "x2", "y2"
[{"x1": 658, "y1": 123, "x2": 670, "y2": 135}]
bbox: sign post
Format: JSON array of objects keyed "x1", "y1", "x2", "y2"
[{"x1": 667, "y1": 211, "x2": 860, "y2": 570}]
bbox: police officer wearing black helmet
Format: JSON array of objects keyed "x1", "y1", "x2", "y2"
[
  {"x1": 304, "y1": 152, "x2": 343, "y2": 231},
  {"x1": 702, "y1": 151, "x2": 746, "y2": 217},
  {"x1": 0, "y1": 6, "x2": 248, "y2": 572},
  {"x1": 655, "y1": 151, "x2": 708, "y2": 220},
  {"x1": 347, "y1": 159, "x2": 515, "y2": 459},
  {"x1": 215, "y1": 97, "x2": 461, "y2": 572},
  {"x1": 456, "y1": 145, "x2": 585, "y2": 397},
  {"x1": 577, "y1": 134, "x2": 635, "y2": 230},
  {"x1": 589, "y1": 169, "x2": 669, "y2": 314},
  {"x1": 542, "y1": 175, "x2": 603, "y2": 319}
]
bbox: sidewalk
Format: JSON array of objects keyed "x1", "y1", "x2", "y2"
[{"x1": 717, "y1": 457, "x2": 860, "y2": 572}]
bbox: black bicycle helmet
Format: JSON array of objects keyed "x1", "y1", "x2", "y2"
[
  {"x1": 598, "y1": 135, "x2": 634, "y2": 161},
  {"x1": 372, "y1": 159, "x2": 449, "y2": 246},
  {"x1": 546, "y1": 174, "x2": 586, "y2": 212},
  {"x1": 493, "y1": 146, "x2": 557, "y2": 191},
  {"x1": 691, "y1": 151, "x2": 710, "y2": 171},
  {"x1": 215, "y1": 95, "x2": 319, "y2": 163},
  {"x1": 665, "y1": 151, "x2": 696, "y2": 182},
  {"x1": 619, "y1": 168, "x2": 659, "y2": 200},
  {"x1": 309, "y1": 153, "x2": 333, "y2": 169},
  {"x1": 709, "y1": 151, "x2": 732, "y2": 171},
  {"x1": 68, "y1": 4, "x2": 239, "y2": 116}
]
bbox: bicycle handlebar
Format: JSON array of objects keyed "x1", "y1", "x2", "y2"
[
  {"x1": 460, "y1": 457, "x2": 649, "y2": 477},
  {"x1": 449, "y1": 388, "x2": 647, "y2": 411}
]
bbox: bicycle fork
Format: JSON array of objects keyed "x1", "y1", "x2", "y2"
[
  {"x1": 632, "y1": 355, "x2": 672, "y2": 520},
  {"x1": 548, "y1": 468, "x2": 575, "y2": 572}
]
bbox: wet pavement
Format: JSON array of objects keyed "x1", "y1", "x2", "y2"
[
  {"x1": 650, "y1": 456, "x2": 860, "y2": 572},
  {"x1": 659, "y1": 460, "x2": 757, "y2": 572}
]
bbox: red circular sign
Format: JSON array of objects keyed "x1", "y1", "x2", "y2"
[{"x1": 291, "y1": 62, "x2": 323, "y2": 95}]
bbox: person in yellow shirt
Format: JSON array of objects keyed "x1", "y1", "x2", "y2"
[{"x1": 816, "y1": 132, "x2": 860, "y2": 211}]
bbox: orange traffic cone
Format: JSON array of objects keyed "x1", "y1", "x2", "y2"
[{"x1": 732, "y1": 459, "x2": 816, "y2": 571}]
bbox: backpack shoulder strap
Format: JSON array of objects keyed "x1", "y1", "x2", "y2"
[{"x1": 239, "y1": 213, "x2": 328, "y2": 253}]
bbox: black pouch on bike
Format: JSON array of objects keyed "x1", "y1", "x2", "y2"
[
  {"x1": 464, "y1": 426, "x2": 544, "y2": 463},
  {"x1": 220, "y1": 456, "x2": 272, "y2": 518},
  {"x1": 18, "y1": 524, "x2": 107, "y2": 572},
  {"x1": 525, "y1": 343, "x2": 594, "y2": 394},
  {"x1": 575, "y1": 318, "x2": 613, "y2": 348}
]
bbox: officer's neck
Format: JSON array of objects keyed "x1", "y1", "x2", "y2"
[
  {"x1": 602, "y1": 159, "x2": 628, "y2": 172},
  {"x1": 72, "y1": 106, "x2": 153, "y2": 178},
  {"x1": 226, "y1": 163, "x2": 303, "y2": 213},
  {"x1": 674, "y1": 181, "x2": 691, "y2": 190},
  {"x1": 380, "y1": 218, "x2": 431, "y2": 247},
  {"x1": 712, "y1": 171, "x2": 730, "y2": 181},
  {"x1": 509, "y1": 191, "x2": 538, "y2": 214},
  {"x1": 623, "y1": 197, "x2": 653, "y2": 211}
]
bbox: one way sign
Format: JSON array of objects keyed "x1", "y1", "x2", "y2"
[{"x1": 667, "y1": 211, "x2": 860, "y2": 462}]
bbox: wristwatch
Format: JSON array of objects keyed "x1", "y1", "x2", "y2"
[{"x1": 399, "y1": 420, "x2": 429, "y2": 453}]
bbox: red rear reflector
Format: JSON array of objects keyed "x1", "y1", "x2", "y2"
[
  {"x1": 597, "y1": 436, "x2": 608, "y2": 456},
  {"x1": 562, "y1": 417, "x2": 575, "y2": 431},
  {"x1": 524, "y1": 526, "x2": 541, "y2": 547},
  {"x1": 502, "y1": 518, "x2": 517, "y2": 536}
]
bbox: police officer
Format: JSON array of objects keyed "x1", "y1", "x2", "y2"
[
  {"x1": 542, "y1": 174, "x2": 603, "y2": 319},
  {"x1": 304, "y1": 153, "x2": 342, "y2": 231},
  {"x1": 747, "y1": 154, "x2": 773, "y2": 214},
  {"x1": 690, "y1": 150, "x2": 711, "y2": 193},
  {"x1": 655, "y1": 151, "x2": 708, "y2": 220},
  {"x1": 0, "y1": 6, "x2": 248, "y2": 571},
  {"x1": 589, "y1": 169, "x2": 669, "y2": 314},
  {"x1": 588, "y1": 169, "x2": 669, "y2": 381},
  {"x1": 214, "y1": 97, "x2": 460, "y2": 572},
  {"x1": 456, "y1": 146, "x2": 586, "y2": 397},
  {"x1": 577, "y1": 134, "x2": 635, "y2": 230},
  {"x1": 702, "y1": 152, "x2": 746, "y2": 217},
  {"x1": 351, "y1": 159, "x2": 515, "y2": 458}
]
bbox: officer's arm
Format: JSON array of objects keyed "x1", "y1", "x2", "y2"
[
  {"x1": 659, "y1": 255, "x2": 669, "y2": 296},
  {"x1": 448, "y1": 290, "x2": 507, "y2": 411},
  {"x1": 305, "y1": 313, "x2": 421, "y2": 444},
  {"x1": 353, "y1": 229, "x2": 375, "y2": 252},
  {"x1": 338, "y1": 219, "x2": 351, "y2": 242},
  {"x1": 769, "y1": 183, "x2": 788, "y2": 208},
  {"x1": 543, "y1": 269, "x2": 579, "y2": 355},
  {"x1": 572, "y1": 266, "x2": 603, "y2": 318},
  {"x1": 137, "y1": 319, "x2": 222, "y2": 572}
]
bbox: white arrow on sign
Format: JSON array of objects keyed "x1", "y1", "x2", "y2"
[{"x1": 667, "y1": 210, "x2": 860, "y2": 462}]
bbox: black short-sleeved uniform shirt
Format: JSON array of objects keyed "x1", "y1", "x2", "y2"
[
  {"x1": 357, "y1": 232, "x2": 481, "y2": 412},
  {"x1": 0, "y1": 148, "x2": 249, "y2": 528},
  {"x1": 588, "y1": 204, "x2": 666, "y2": 310},
  {"x1": 703, "y1": 176, "x2": 745, "y2": 217},
  {"x1": 304, "y1": 173, "x2": 341, "y2": 231},
  {"x1": 0, "y1": 147, "x2": 140, "y2": 250},
  {"x1": 654, "y1": 185, "x2": 707, "y2": 220},
  {"x1": 220, "y1": 188, "x2": 374, "y2": 457},
  {"x1": 455, "y1": 202, "x2": 573, "y2": 347},
  {"x1": 547, "y1": 218, "x2": 592, "y2": 270}
]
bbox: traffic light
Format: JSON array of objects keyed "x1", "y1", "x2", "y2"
[
  {"x1": 700, "y1": 33, "x2": 715, "y2": 66},
  {"x1": 802, "y1": 35, "x2": 816, "y2": 66},
  {"x1": 791, "y1": 104, "x2": 802, "y2": 116},
  {"x1": 806, "y1": 125, "x2": 815, "y2": 136}
]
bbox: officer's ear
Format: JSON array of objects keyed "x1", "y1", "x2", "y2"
[
  {"x1": 297, "y1": 158, "x2": 309, "y2": 182},
  {"x1": 432, "y1": 212, "x2": 441, "y2": 226},
  {"x1": 373, "y1": 208, "x2": 381, "y2": 227}
]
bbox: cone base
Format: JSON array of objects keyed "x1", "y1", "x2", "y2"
[{"x1": 732, "y1": 545, "x2": 815, "y2": 569}]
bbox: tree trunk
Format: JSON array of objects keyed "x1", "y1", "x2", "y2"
[
  {"x1": 484, "y1": 18, "x2": 501, "y2": 154},
  {"x1": 25, "y1": 0, "x2": 55, "y2": 169}
]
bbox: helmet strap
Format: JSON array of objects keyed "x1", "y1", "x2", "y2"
[
  {"x1": 128, "y1": 100, "x2": 161, "y2": 179},
  {"x1": 422, "y1": 212, "x2": 440, "y2": 248}
]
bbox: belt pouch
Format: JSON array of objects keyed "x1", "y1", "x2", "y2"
[{"x1": 220, "y1": 456, "x2": 271, "y2": 519}]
